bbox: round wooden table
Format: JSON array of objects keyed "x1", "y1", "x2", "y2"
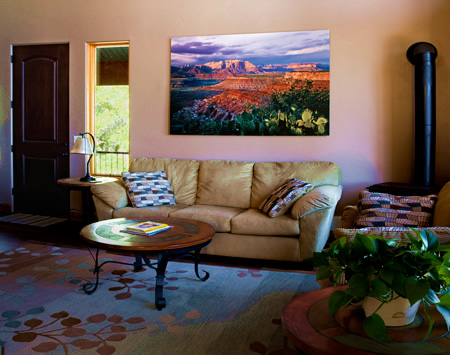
[
  {"x1": 80, "y1": 217, "x2": 215, "y2": 310},
  {"x1": 282, "y1": 287, "x2": 450, "y2": 354}
]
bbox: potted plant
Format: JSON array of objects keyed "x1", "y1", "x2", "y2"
[{"x1": 310, "y1": 229, "x2": 450, "y2": 341}]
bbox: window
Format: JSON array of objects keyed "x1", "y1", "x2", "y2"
[{"x1": 87, "y1": 42, "x2": 130, "y2": 176}]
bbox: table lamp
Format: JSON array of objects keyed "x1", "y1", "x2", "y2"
[{"x1": 70, "y1": 132, "x2": 96, "y2": 182}]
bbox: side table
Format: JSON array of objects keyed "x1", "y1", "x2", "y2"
[
  {"x1": 282, "y1": 287, "x2": 450, "y2": 354},
  {"x1": 57, "y1": 177, "x2": 117, "y2": 225}
]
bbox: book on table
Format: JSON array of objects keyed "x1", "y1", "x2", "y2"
[
  {"x1": 126, "y1": 220, "x2": 170, "y2": 233},
  {"x1": 121, "y1": 220, "x2": 172, "y2": 236},
  {"x1": 120, "y1": 226, "x2": 172, "y2": 236}
]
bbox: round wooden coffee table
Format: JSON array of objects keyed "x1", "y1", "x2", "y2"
[
  {"x1": 80, "y1": 217, "x2": 215, "y2": 310},
  {"x1": 282, "y1": 287, "x2": 450, "y2": 354}
]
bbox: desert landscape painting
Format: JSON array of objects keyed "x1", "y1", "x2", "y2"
[{"x1": 170, "y1": 30, "x2": 330, "y2": 136}]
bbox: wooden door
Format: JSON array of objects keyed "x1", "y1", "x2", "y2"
[{"x1": 12, "y1": 44, "x2": 70, "y2": 217}]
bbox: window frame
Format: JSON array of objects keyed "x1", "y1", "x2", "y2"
[{"x1": 86, "y1": 41, "x2": 130, "y2": 176}]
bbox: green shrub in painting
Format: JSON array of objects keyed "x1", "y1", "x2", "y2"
[{"x1": 171, "y1": 79, "x2": 329, "y2": 136}]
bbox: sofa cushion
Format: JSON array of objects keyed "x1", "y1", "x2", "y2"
[
  {"x1": 354, "y1": 190, "x2": 437, "y2": 228},
  {"x1": 129, "y1": 158, "x2": 199, "y2": 205},
  {"x1": 259, "y1": 178, "x2": 314, "y2": 217},
  {"x1": 231, "y1": 208, "x2": 299, "y2": 236},
  {"x1": 123, "y1": 171, "x2": 176, "y2": 208},
  {"x1": 113, "y1": 204, "x2": 189, "y2": 219},
  {"x1": 251, "y1": 161, "x2": 341, "y2": 209},
  {"x1": 201, "y1": 232, "x2": 301, "y2": 262},
  {"x1": 169, "y1": 204, "x2": 245, "y2": 233},
  {"x1": 334, "y1": 226, "x2": 450, "y2": 246},
  {"x1": 196, "y1": 160, "x2": 254, "y2": 209}
]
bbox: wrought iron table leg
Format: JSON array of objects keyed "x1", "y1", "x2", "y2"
[
  {"x1": 194, "y1": 249, "x2": 210, "y2": 281},
  {"x1": 155, "y1": 252, "x2": 169, "y2": 310},
  {"x1": 134, "y1": 253, "x2": 143, "y2": 271},
  {"x1": 83, "y1": 248, "x2": 100, "y2": 294}
]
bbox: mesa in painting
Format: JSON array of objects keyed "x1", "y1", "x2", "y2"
[{"x1": 170, "y1": 30, "x2": 330, "y2": 136}]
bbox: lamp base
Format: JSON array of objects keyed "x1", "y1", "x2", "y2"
[{"x1": 80, "y1": 175, "x2": 96, "y2": 182}]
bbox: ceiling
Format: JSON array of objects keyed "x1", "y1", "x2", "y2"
[{"x1": 97, "y1": 47, "x2": 129, "y2": 62}]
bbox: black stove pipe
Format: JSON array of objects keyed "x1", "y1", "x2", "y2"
[{"x1": 407, "y1": 42, "x2": 438, "y2": 187}]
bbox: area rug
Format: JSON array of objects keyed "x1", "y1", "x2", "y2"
[{"x1": 0, "y1": 243, "x2": 320, "y2": 354}]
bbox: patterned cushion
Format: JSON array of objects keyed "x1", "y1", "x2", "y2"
[
  {"x1": 122, "y1": 171, "x2": 176, "y2": 208},
  {"x1": 354, "y1": 190, "x2": 437, "y2": 228},
  {"x1": 258, "y1": 178, "x2": 314, "y2": 218}
]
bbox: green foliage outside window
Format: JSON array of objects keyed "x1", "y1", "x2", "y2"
[{"x1": 94, "y1": 86, "x2": 130, "y2": 175}]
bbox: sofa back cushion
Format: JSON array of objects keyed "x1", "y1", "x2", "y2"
[
  {"x1": 196, "y1": 160, "x2": 254, "y2": 208},
  {"x1": 250, "y1": 161, "x2": 342, "y2": 209},
  {"x1": 129, "y1": 158, "x2": 199, "y2": 205}
]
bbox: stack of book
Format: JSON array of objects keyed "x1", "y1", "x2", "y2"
[{"x1": 121, "y1": 221, "x2": 172, "y2": 236}]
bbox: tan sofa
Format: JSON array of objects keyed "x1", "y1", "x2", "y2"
[{"x1": 90, "y1": 158, "x2": 342, "y2": 262}]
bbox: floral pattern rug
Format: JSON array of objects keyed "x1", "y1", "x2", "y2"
[{"x1": 0, "y1": 243, "x2": 320, "y2": 354}]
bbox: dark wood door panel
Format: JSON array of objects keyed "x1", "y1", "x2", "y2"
[
  {"x1": 13, "y1": 44, "x2": 70, "y2": 217},
  {"x1": 23, "y1": 57, "x2": 57, "y2": 141},
  {"x1": 14, "y1": 154, "x2": 68, "y2": 215}
]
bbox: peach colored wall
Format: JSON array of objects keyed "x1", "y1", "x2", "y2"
[{"x1": 0, "y1": 0, "x2": 449, "y2": 214}]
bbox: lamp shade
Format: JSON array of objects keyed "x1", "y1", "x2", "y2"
[
  {"x1": 70, "y1": 132, "x2": 96, "y2": 182},
  {"x1": 70, "y1": 137, "x2": 93, "y2": 155}
]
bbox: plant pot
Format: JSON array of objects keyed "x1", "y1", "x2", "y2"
[{"x1": 363, "y1": 295, "x2": 420, "y2": 326}]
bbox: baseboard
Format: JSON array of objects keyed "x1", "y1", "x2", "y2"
[{"x1": 0, "y1": 204, "x2": 11, "y2": 214}]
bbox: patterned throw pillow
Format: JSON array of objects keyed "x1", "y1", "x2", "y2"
[
  {"x1": 122, "y1": 171, "x2": 176, "y2": 208},
  {"x1": 258, "y1": 178, "x2": 314, "y2": 218},
  {"x1": 354, "y1": 190, "x2": 437, "y2": 228}
]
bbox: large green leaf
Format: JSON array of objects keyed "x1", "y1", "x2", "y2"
[
  {"x1": 328, "y1": 290, "x2": 352, "y2": 314},
  {"x1": 391, "y1": 273, "x2": 407, "y2": 297},
  {"x1": 312, "y1": 252, "x2": 329, "y2": 267},
  {"x1": 423, "y1": 289, "x2": 440, "y2": 306},
  {"x1": 353, "y1": 234, "x2": 376, "y2": 255},
  {"x1": 316, "y1": 265, "x2": 333, "y2": 281},
  {"x1": 347, "y1": 273, "x2": 370, "y2": 298},
  {"x1": 405, "y1": 230, "x2": 421, "y2": 251},
  {"x1": 404, "y1": 277, "x2": 429, "y2": 306},
  {"x1": 438, "y1": 293, "x2": 450, "y2": 307},
  {"x1": 363, "y1": 313, "x2": 390, "y2": 341},
  {"x1": 420, "y1": 229, "x2": 440, "y2": 252},
  {"x1": 379, "y1": 268, "x2": 395, "y2": 285},
  {"x1": 368, "y1": 278, "x2": 389, "y2": 298},
  {"x1": 436, "y1": 305, "x2": 450, "y2": 331}
]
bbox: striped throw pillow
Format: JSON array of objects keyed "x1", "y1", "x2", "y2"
[
  {"x1": 122, "y1": 171, "x2": 176, "y2": 208},
  {"x1": 354, "y1": 190, "x2": 437, "y2": 228},
  {"x1": 259, "y1": 178, "x2": 314, "y2": 218}
]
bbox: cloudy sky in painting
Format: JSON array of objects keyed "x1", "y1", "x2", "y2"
[{"x1": 171, "y1": 30, "x2": 329, "y2": 67}]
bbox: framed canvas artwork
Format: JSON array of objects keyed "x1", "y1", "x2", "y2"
[{"x1": 170, "y1": 30, "x2": 330, "y2": 136}]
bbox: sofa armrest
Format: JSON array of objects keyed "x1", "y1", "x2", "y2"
[
  {"x1": 433, "y1": 181, "x2": 450, "y2": 227},
  {"x1": 92, "y1": 195, "x2": 114, "y2": 221},
  {"x1": 291, "y1": 185, "x2": 342, "y2": 261},
  {"x1": 90, "y1": 180, "x2": 129, "y2": 214},
  {"x1": 291, "y1": 185, "x2": 342, "y2": 219},
  {"x1": 340, "y1": 205, "x2": 359, "y2": 229}
]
